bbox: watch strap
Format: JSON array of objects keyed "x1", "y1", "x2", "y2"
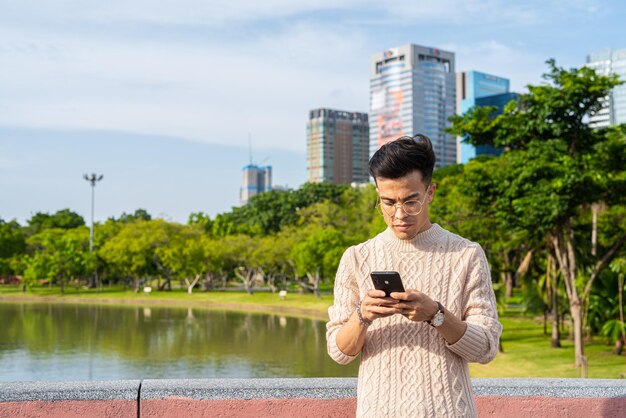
[{"x1": 427, "y1": 301, "x2": 445, "y2": 326}]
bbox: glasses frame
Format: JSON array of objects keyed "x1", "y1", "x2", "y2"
[{"x1": 376, "y1": 184, "x2": 431, "y2": 218}]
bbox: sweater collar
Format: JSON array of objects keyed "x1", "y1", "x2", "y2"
[{"x1": 379, "y1": 223, "x2": 445, "y2": 251}]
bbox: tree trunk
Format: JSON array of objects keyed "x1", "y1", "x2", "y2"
[
  {"x1": 552, "y1": 225, "x2": 585, "y2": 368},
  {"x1": 185, "y1": 274, "x2": 201, "y2": 294},
  {"x1": 306, "y1": 269, "x2": 321, "y2": 299},
  {"x1": 504, "y1": 272, "x2": 513, "y2": 299},
  {"x1": 548, "y1": 253, "x2": 561, "y2": 348},
  {"x1": 503, "y1": 252, "x2": 513, "y2": 298},
  {"x1": 551, "y1": 292, "x2": 561, "y2": 348},
  {"x1": 618, "y1": 274, "x2": 625, "y2": 355},
  {"x1": 235, "y1": 267, "x2": 255, "y2": 295},
  {"x1": 571, "y1": 301, "x2": 585, "y2": 368},
  {"x1": 513, "y1": 250, "x2": 533, "y2": 292},
  {"x1": 613, "y1": 337, "x2": 624, "y2": 356}
]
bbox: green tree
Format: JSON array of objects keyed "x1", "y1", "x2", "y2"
[
  {"x1": 117, "y1": 208, "x2": 152, "y2": 223},
  {"x1": 0, "y1": 219, "x2": 26, "y2": 277},
  {"x1": 26, "y1": 209, "x2": 85, "y2": 234},
  {"x1": 24, "y1": 227, "x2": 91, "y2": 292},
  {"x1": 449, "y1": 60, "x2": 626, "y2": 370},
  {"x1": 98, "y1": 220, "x2": 183, "y2": 291},
  {"x1": 291, "y1": 226, "x2": 346, "y2": 298}
]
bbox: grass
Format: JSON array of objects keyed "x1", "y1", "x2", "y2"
[
  {"x1": 470, "y1": 311, "x2": 626, "y2": 378},
  {"x1": 1, "y1": 284, "x2": 625, "y2": 378}
]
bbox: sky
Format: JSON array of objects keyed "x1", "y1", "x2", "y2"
[{"x1": 1, "y1": 0, "x2": 624, "y2": 225}]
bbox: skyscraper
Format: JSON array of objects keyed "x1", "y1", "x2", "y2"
[
  {"x1": 456, "y1": 71, "x2": 514, "y2": 163},
  {"x1": 240, "y1": 164, "x2": 272, "y2": 205},
  {"x1": 307, "y1": 108, "x2": 369, "y2": 184},
  {"x1": 370, "y1": 44, "x2": 457, "y2": 168},
  {"x1": 586, "y1": 48, "x2": 626, "y2": 128}
]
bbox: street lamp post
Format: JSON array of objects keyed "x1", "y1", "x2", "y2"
[{"x1": 83, "y1": 173, "x2": 103, "y2": 288}]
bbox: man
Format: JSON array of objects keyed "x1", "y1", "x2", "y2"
[{"x1": 326, "y1": 134, "x2": 502, "y2": 417}]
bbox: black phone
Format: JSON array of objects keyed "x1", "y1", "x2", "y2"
[{"x1": 370, "y1": 271, "x2": 405, "y2": 297}]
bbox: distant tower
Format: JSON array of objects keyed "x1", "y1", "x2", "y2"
[
  {"x1": 240, "y1": 164, "x2": 272, "y2": 205},
  {"x1": 586, "y1": 48, "x2": 626, "y2": 128},
  {"x1": 307, "y1": 108, "x2": 369, "y2": 184},
  {"x1": 456, "y1": 71, "x2": 517, "y2": 163},
  {"x1": 370, "y1": 44, "x2": 457, "y2": 168},
  {"x1": 240, "y1": 138, "x2": 271, "y2": 205}
]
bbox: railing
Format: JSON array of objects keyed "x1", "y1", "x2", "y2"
[{"x1": 1, "y1": 378, "x2": 625, "y2": 417}]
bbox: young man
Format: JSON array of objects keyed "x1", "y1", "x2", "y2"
[{"x1": 326, "y1": 135, "x2": 502, "y2": 417}]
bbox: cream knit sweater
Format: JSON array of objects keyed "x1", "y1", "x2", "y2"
[{"x1": 326, "y1": 224, "x2": 502, "y2": 417}]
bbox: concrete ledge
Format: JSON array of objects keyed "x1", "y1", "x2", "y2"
[
  {"x1": 140, "y1": 378, "x2": 357, "y2": 400},
  {"x1": 0, "y1": 380, "x2": 141, "y2": 402},
  {"x1": 472, "y1": 377, "x2": 626, "y2": 398},
  {"x1": 0, "y1": 380, "x2": 140, "y2": 418},
  {"x1": 1, "y1": 378, "x2": 625, "y2": 418}
]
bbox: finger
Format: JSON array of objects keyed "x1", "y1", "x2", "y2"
[
  {"x1": 370, "y1": 304, "x2": 403, "y2": 315},
  {"x1": 390, "y1": 291, "x2": 419, "y2": 301},
  {"x1": 367, "y1": 289, "x2": 387, "y2": 298}
]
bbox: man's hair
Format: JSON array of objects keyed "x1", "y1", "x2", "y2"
[{"x1": 368, "y1": 134, "x2": 436, "y2": 184}]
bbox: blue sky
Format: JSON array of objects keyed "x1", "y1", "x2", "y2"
[{"x1": 1, "y1": 0, "x2": 624, "y2": 224}]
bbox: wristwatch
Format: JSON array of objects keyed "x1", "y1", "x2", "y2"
[{"x1": 427, "y1": 302, "x2": 445, "y2": 327}]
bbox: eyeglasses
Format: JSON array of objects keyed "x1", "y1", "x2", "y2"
[{"x1": 376, "y1": 186, "x2": 430, "y2": 217}]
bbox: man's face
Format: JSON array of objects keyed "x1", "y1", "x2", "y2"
[{"x1": 376, "y1": 170, "x2": 435, "y2": 240}]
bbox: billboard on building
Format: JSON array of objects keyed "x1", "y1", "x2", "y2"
[{"x1": 372, "y1": 88, "x2": 403, "y2": 147}]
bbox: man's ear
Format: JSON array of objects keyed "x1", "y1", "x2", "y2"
[{"x1": 428, "y1": 183, "x2": 437, "y2": 202}]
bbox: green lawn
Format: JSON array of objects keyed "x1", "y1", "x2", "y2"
[
  {"x1": 1, "y1": 284, "x2": 624, "y2": 378},
  {"x1": 470, "y1": 312, "x2": 626, "y2": 378}
]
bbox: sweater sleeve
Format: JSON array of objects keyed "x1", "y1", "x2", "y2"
[
  {"x1": 446, "y1": 244, "x2": 502, "y2": 364},
  {"x1": 326, "y1": 246, "x2": 360, "y2": 365}
]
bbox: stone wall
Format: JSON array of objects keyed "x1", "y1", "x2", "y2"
[{"x1": 1, "y1": 378, "x2": 625, "y2": 417}]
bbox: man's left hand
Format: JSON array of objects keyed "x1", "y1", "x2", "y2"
[{"x1": 390, "y1": 290, "x2": 438, "y2": 322}]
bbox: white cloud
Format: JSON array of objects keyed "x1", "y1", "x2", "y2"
[
  {"x1": 447, "y1": 40, "x2": 546, "y2": 91},
  {"x1": 0, "y1": 0, "x2": 616, "y2": 152},
  {"x1": 0, "y1": 20, "x2": 370, "y2": 151},
  {"x1": 0, "y1": 0, "x2": 360, "y2": 27}
]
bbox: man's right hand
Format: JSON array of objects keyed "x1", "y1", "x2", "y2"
[{"x1": 360, "y1": 289, "x2": 402, "y2": 323}]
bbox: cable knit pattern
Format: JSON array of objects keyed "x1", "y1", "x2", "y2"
[{"x1": 326, "y1": 224, "x2": 502, "y2": 417}]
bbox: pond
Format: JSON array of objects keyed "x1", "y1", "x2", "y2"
[{"x1": 0, "y1": 302, "x2": 359, "y2": 381}]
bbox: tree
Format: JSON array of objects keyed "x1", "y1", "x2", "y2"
[
  {"x1": 98, "y1": 220, "x2": 183, "y2": 291},
  {"x1": 26, "y1": 209, "x2": 85, "y2": 234},
  {"x1": 117, "y1": 209, "x2": 152, "y2": 223},
  {"x1": 449, "y1": 60, "x2": 626, "y2": 371},
  {"x1": 0, "y1": 219, "x2": 26, "y2": 277},
  {"x1": 24, "y1": 227, "x2": 91, "y2": 292},
  {"x1": 291, "y1": 226, "x2": 346, "y2": 298}
]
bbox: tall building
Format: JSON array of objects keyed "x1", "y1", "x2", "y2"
[
  {"x1": 370, "y1": 44, "x2": 457, "y2": 168},
  {"x1": 307, "y1": 108, "x2": 369, "y2": 184},
  {"x1": 586, "y1": 48, "x2": 626, "y2": 128},
  {"x1": 456, "y1": 71, "x2": 514, "y2": 163},
  {"x1": 240, "y1": 164, "x2": 272, "y2": 205}
]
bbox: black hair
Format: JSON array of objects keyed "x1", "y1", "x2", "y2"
[{"x1": 368, "y1": 134, "x2": 436, "y2": 184}]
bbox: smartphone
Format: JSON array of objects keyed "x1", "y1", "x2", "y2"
[{"x1": 370, "y1": 271, "x2": 405, "y2": 297}]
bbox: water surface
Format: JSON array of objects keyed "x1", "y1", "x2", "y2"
[{"x1": 0, "y1": 302, "x2": 358, "y2": 381}]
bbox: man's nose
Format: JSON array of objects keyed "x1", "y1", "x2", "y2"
[{"x1": 393, "y1": 204, "x2": 408, "y2": 218}]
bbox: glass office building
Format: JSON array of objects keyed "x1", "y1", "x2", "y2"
[
  {"x1": 240, "y1": 164, "x2": 272, "y2": 205},
  {"x1": 586, "y1": 48, "x2": 626, "y2": 128},
  {"x1": 456, "y1": 71, "x2": 512, "y2": 163},
  {"x1": 306, "y1": 108, "x2": 370, "y2": 184},
  {"x1": 370, "y1": 44, "x2": 457, "y2": 168}
]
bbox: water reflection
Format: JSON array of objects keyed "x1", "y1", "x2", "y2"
[{"x1": 0, "y1": 302, "x2": 358, "y2": 381}]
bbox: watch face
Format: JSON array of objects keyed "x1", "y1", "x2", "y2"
[{"x1": 432, "y1": 312, "x2": 445, "y2": 327}]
